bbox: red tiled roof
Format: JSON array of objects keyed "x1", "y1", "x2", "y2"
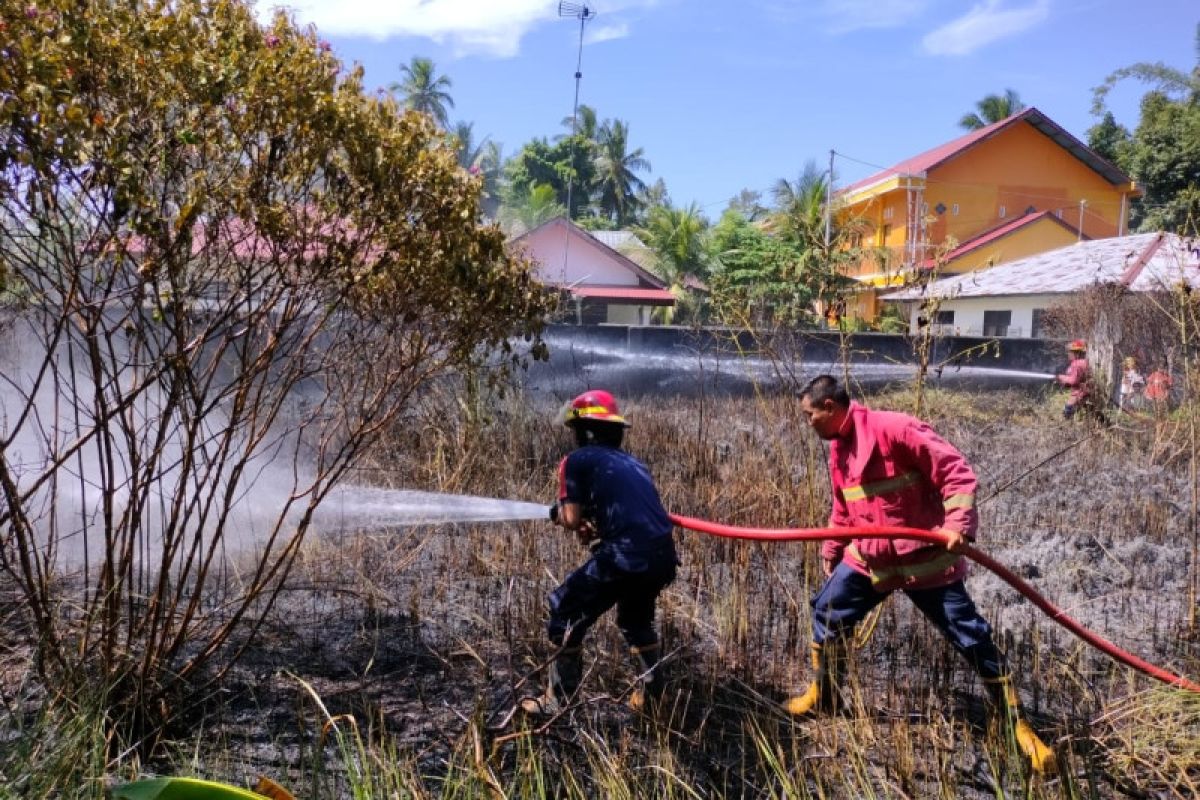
[
  {"x1": 569, "y1": 286, "x2": 676, "y2": 305},
  {"x1": 922, "y1": 210, "x2": 1083, "y2": 268},
  {"x1": 839, "y1": 108, "x2": 1133, "y2": 197}
]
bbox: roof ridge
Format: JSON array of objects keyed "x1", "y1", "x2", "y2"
[{"x1": 1119, "y1": 231, "x2": 1167, "y2": 286}]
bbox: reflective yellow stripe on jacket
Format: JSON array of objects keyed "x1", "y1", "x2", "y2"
[
  {"x1": 943, "y1": 493, "x2": 975, "y2": 511},
  {"x1": 841, "y1": 471, "x2": 921, "y2": 503},
  {"x1": 846, "y1": 543, "x2": 962, "y2": 586}
]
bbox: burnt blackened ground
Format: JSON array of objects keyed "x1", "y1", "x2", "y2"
[{"x1": 57, "y1": 390, "x2": 1200, "y2": 797}]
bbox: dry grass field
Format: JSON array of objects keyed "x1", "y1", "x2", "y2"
[{"x1": 4, "y1": 381, "x2": 1200, "y2": 798}]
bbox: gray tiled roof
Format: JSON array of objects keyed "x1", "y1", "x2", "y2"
[
  {"x1": 885, "y1": 232, "x2": 1200, "y2": 301},
  {"x1": 589, "y1": 230, "x2": 648, "y2": 251}
]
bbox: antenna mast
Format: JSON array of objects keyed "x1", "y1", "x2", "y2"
[{"x1": 557, "y1": 1, "x2": 594, "y2": 220}]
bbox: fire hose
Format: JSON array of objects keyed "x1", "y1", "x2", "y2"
[{"x1": 668, "y1": 514, "x2": 1200, "y2": 694}]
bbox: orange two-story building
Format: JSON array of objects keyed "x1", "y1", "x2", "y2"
[{"x1": 835, "y1": 107, "x2": 1139, "y2": 321}]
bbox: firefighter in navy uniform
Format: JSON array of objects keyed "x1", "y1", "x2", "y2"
[{"x1": 521, "y1": 390, "x2": 679, "y2": 715}]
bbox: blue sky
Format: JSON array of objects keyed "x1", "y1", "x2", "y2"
[{"x1": 259, "y1": 0, "x2": 1197, "y2": 216}]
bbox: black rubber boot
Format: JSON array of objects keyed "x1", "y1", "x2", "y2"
[
  {"x1": 628, "y1": 641, "x2": 663, "y2": 712},
  {"x1": 521, "y1": 645, "x2": 582, "y2": 716}
]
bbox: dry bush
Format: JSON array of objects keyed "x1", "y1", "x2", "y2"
[{"x1": 0, "y1": 0, "x2": 545, "y2": 751}]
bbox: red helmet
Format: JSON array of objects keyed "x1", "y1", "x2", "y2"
[
  {"x1": 1068, "y1": 339, "x2": 1087, "y2": 352},
  {"x1": 560, "y1": 389, "x2": 628, "y2": 427}
]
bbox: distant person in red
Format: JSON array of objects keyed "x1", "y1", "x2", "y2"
[
  {"x1": 1056, "y1": 340, "x2": 1093, "y2": 420},
  {"x1": 1145, "y1": 367, "x2": 1173, "y2": 414}
]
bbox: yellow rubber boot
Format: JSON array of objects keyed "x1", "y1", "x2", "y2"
[
  {"x1": 984, "y1": 675, "x2": 1057, "y2": 775},
  {"x1": 784, "y1": 642, "x2": 841, "y2": 716}
]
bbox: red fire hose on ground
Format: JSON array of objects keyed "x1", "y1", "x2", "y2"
[{"x1": 669, "y1": 514, "x2": 1200, "y2": 694}]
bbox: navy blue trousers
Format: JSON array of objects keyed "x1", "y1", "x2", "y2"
[
  {"x1": 811, "y1": 562, "x2": 1005, "y2": 679},
  {"x1": 548, "y1": 549, "x2": 676, "y2": 650}
]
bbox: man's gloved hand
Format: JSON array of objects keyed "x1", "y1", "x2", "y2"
[{"x1": 548, "y1": 503, "x2": 559, "y2": 523}]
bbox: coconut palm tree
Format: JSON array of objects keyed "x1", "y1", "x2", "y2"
[
  {"x1": 389, "y1": 56, "x2": 454, "y2": 128},
  {"x1": 498, "y1": 183, "x2": 565, "y2": 236},
  {"x1": 559, "y1": 104, "x2": 599, "y2": 142},
  {"x1": 593, "y1": 119, "x2": 651, "y2": 227},
  {"x1": 770, "y1": 161, "x2": 828, "y2": 245},
  {"x1": 959, "y1": 89, "x2": 1026, "y2": 130},
  {"x1": 634, "y1": 202, "x2": 710, "y2": 287},
  {"x1": 452, "y1": 121, "x2": 488, "y2": 171}
]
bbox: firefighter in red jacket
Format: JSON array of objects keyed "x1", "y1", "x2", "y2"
[{"x1": 788, "y1": 374, "x2": 1056, "y2": 774}]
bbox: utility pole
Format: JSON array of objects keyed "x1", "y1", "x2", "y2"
[
  {"x1": 558, "y1": 2, "x2": 593, "y2": 221},
  {"x1": 1078, "y1": 198, "x2": 1087, "y2": 242}
]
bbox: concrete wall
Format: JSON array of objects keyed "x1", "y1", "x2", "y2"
[{"x1": 548, "y1": 323, "x2": 1066, "y2": 374}]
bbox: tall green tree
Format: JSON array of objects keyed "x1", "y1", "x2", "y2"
[
  {"x1": 1092, "y1": 24, "x2": 1200, "y2": 232},
  {"x1": 593, "y1": 119, "x2": 651, "y2": 226},
  {"x1": 503, "y1": 135, "x2": 595, "y2": 220},
  {"x1": 959, "y1": 88, "x2": 1026, "y2": 130},
  {"x1": 389, "y1": 56, "x2": 454, "y2": 128},
  {"x1": 707, "y1": 209, "x2": 812, "y2": 325},
  {"x1": 727, "y1": 189, "x2": 768, "y2": 222},
  {"x1": 1087, "y1": 111, "x2": 1133, "y2": 168},
  {"x1": 637, "y1": 178, "x2": 670, "y2": 214}
]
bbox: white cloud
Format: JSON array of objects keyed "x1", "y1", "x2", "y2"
[
  {"x1": 816, "y1": 0, "x2": 929, "y2": 33},
  {"x1": 257, "y1": 0, "x2": 651, "y2": 57},
  {"x1": 921, "y1": 0, "x2": 1049, "y2": 56},
  {"x1": 585, "y1": 23, "x2": 630, "y2": 45}
]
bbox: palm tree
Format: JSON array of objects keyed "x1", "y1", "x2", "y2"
[
  {"x1": 634, "y1": 202, "x2": 710, "y2": 287},
  {"x1": 593, "y1": 119, "x2": 651, "y2": 227},
  {"x1": 959, "y1": 89, "x2": 1026, "y2": 130},
  {"x1": 389, "y1": 56, "x2": 454, "y2": 128},
  {"x1": 498, "y1": 183, "x2": 565, "y2": 236},
  {"x1": 478, "y1": 140, "x2": 504, "y2": 219},
  {"x1": 770, "y1": 161, "x2": 828, "y2": 246},
  {"x1": 452, "y1": 121, "x2": 488, "y2": 171},
  {"x1": 452, "y1": 122, "x2": 503, "y2": 219},
  {"x1": 559, "y1": 104, "x2": 599, "y2": 142}
]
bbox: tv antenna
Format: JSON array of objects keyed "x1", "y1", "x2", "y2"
[{"x1": 558, "y1": 1, "x2": 594, "y2": 219}]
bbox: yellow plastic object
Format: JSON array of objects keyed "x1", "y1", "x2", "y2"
[{"x1": 111, "y1": 777, "x2": 269, "y2": 800}]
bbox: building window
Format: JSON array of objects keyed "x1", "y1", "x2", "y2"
[
  {"x1": 999, "y1": 205, "x2": 1006, "y2": 218},
  {"x1": 883, "y1": 207, "x2": 893, "y2": 220},
  {"x1": 983, "y1": 310, "x2": 1012, "y2": 337},
  {"x1": 1055, "y1": 208, "x2": 1063, "y2": 219},
  {"x1": 951, "y1": 203, "x2": 960, "y2": 216},
  {"x1": 1032, "y1": 308, "x2": 1047, "y2": 338},
  {"x1": 935, "y1": 310, "x2": 955, "y2": 325}
]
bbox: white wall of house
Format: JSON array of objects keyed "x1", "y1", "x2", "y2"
[
  {"x1": 519, "y1": 224, "x2": 641, "y2": 287},
  {"x1": 605, "y1": 304, "x2": 649, "y2": 325},
  {"x1": 899, "y1": 293, "x2": 1064, "y2": 338}
]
